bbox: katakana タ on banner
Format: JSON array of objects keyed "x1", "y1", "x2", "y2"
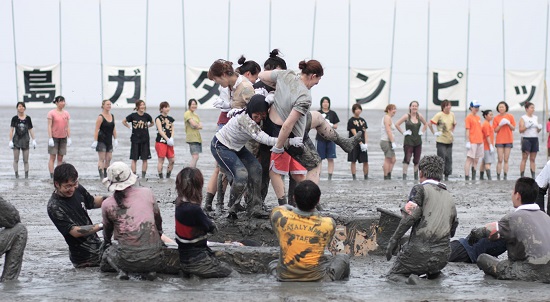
[
  {"x1": 428, "y1": 68, "x2": 467, "y2": 111},
  {"x1": 349, "y1": 68, "x2": 390, "y2": 110},
  {"x1": 186, "y1": 67, "x2": 221, "y2": 108},
  {"x1": 17, "y1": 64, "x2": 60, "y2": 106},
  {"x1": 103, "y1": 65, "x2": 145, "y2": 108},
  {"x1": 505, "y1": 70, "x2": 544, "y2": 111}
]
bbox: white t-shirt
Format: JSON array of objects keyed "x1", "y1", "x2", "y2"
[
  {"x1": 215, "y1": 112, "x2": 277, "y2": 151},
  {"x1": 521, "y1": 114, "x2": 539, "y2": 138}
]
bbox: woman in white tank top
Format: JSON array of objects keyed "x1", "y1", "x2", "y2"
[
  {"x1": 519, "y1": 101, "x2": 542, "y2": 178},
  {"x1": 380, "y1": 104, "x2": 397, "y2": 179}
]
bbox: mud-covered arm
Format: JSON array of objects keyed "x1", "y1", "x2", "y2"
[
  {"x1": 450, "y1": 216, "x2": 459, "y2": 238},
  {"x1": 240, "y1": 115, "x2": 278, "y2": 146},
  {"x1": 102, "y1": 206, "x2": 113, "y2": 244},
  {"x1": 0, "y1": 197, "x2": 21, "y2": 228},
  {"x1": 391, "y1": 185, "x2": 425, "y2": 242},
  {"x1": 153, "y1": 200, "x2": 163, "y2": 235}
]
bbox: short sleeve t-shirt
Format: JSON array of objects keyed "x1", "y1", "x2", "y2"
[
  {"x1": 493, "y1": 113, "x2": 516, "y2": 144},
  {"x1": 316, "y1": 110, "x2": 340, "y2": 141},
  {"x1": 481, "y1": 120, "x2": 495, "y2": 150},
  {"x1": 347, "y1": 117, "x2": 367, "y2": 143},
  {"x1": 184, "y1": 110, "x2": 202, "y2": 143},
  {"x1": 11, "y1": 115, "x2": 33, "y2": 149},
  {"x1": 155, "y1": 115, "x2": 175, "y2": 144},
  {"x1": 270, "y1": 205, "x2": 335, "y2": 281},
  {"x1": 430, "y1": 111, "x2": 456, "y2": 144},
  {"x1": 47, "y1": 109, "x2": 70, "y2": 138},
  {"x1": 47, "y1": 185, "x2": 101, "y2": 266},
  {"x1": 465, "y1": 114, "x2": 483, "y2": 144},
  {"x1": 126, "y1": 112, "x2": 153, "y2": 143}
]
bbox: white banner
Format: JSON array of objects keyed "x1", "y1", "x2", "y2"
[
  {"x1": 428, "y1": 68, "x2": 467, "y2": 111},
  {"x1": 186, "y1": 66, "x2": 221, "y2": 108},
  {"x1": 349, "y1": 68, "x2": 390, "y2": 110},
  {"x1": 103, "y1": 65, "x2": 145, "y2": 108},
  {"x1": 17, "y1": 64, "x2": 60, "y2": 107},
  {"x1": 505, "y1": 70, "x2": 545, "y2": 111}
]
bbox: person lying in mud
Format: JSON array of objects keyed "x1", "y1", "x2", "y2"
[
  {"x1": 0, "y1": 196, "x2": 27, "y2": 281},
  {"x1": 448, "y1": 231, "x2": 506, "y2": 264},
  {"x1": 47, "y1": 163, "x2": 106, "y2": 268},
  {"x1": 270, "y1": 180, "x2": 350, "y2": 281},
  {"x1": 211, "y1": 95, "x2": 303, "y2": 219},
  {"x1": 175, "y1": 167, "x2": 232, "y2": 278},
  {"x1": 471, "y1": 177, "x2": 550, "y2": 282},
  {"x1": 100, "y1": 162, "x2": 165, "y2": 280},
  {"x1": 386, "y1": 155, "x2": 458, "y2": 284}
]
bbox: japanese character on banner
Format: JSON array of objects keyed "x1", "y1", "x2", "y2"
[
  {"x1": 186, "y1": 67, "x2": 220, "y2": 108},
  {"x1": 427, "y1": 69, "x2": 467, "y2": 111},
  {"x1": 103, "y1": 65, "x2": 145, "y2": 107},
  {"x1": 505, "y1": 70, "x2": 544, "y2": 111},
  {"x1": 17, "y1": 64, "x2": 60, "y2": 104},
  {"x1": 349, "y1": 68, "x2": 390, "y2": 110}
]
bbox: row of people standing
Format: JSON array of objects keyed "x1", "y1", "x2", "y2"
[{"x1": 8, "y1": 97, "x2": 203, "y2": 180}]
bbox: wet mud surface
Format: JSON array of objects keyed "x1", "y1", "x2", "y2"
[{"x1": 2, "y1": 107, "x2": 550, "y2": 301}]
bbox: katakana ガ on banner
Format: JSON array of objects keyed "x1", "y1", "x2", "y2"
[
  {"x1": 428, "y1": 68, "x2": 467, "y2": 111},
  {"x1": 505, "y1": 70, "x2": 544, "y2": 111},
  {"x1": 349, "y1": 68, "x2": 390, "y2": 110},
  {"x1": 186, "y1": 67, "x2": 220, "y2": 108},
  {"x1": 103, "y1": 65, "x2": 145, "y2": 108},
  {"x1": 17, "y1": 64, "x2": 60, "y2": 106}
]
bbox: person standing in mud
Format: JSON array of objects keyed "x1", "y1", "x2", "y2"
[
  {"x1": 380, "y1": 104, "x2": 397, "y2": 180},
  {"x1": 429, "y1": 99, "x2": 456, "y2": 181},
  {"x1": 472, "y1": 177, "x2": 550, "y2": 282},
  {"x1": 184, "y1": 99, "x2": 202, "y2": 168},
  {"x1": 9, "y1": 101, "x2": 37, "y2": 179},
  {"x1": 464, "y1": 100, "x2": 484, "y2": 180},
  {"x1": 493, "y1": 101, "x2": 516, "y2": 180},
  {"x1": 175, "y1": 167, "x2": 232, "y2": 278},
  {"x1": 100, "y1": 162, "x2": 164, "y2": 280},
  {"x1": 347, "y1": 103, "x2": 369, "y2": 180},
  {"x1": 395, "y1": 101, "x2": 428, "y2": 180},
  {"x1": 155, "y1": 101, "x2": 176, "y2": 179},
  {"x1": 479, "y1": 109, "x2": 495, "y2": 180},
  {"x1": 316, "y1": 96, "x2": 340, "y2": 180},
  {"x1": 122, "y1": 100, "x2": 154, "y2": 179},
  {"x1": 386, "y1": 155, "x2": 458, "y2": 284},
  {"x1": 270, "y1": 180, "x2": 350, "y2": 281},
  {"x1": 519, "y1": 101, "x2": 541, "y2": 179},
  {"x1": 0, "y1": 196, "x2": 27, "y2": 281},
  {"x1": 47, "y1": 96, "x2": 71, "y2": 179},
  {"x1": 91, "y1": 100, "x2": 117, "y2": 179},
  {"x1": 47, "y1": 163, "x2": 106, "y2": 268}
]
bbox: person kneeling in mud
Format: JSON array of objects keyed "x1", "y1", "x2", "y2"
[
  {"x1": 270, "y1": 180, "x2": 350, "y2": 281},
  {"x1": 0, "y1": 197, "x2": 27, "y2": 281},
  {"x1": 211, "y1": 94, "x2": 303, "y2": 219},
  {"x1": 386, "y1": 155, "x2": 458, "y2": 284},
  {"x1": 471, "y1": 177, "x2": 550, "y2": 282},
  {"x1": 175, "y1": 167, "x2": 232, "y2": 278},
  {"x1": 47, "y1": 163, "x2": 106, "y2": 268},
  {"x1": 100, "y1": 162, "x2": 165, "y2": 280}
]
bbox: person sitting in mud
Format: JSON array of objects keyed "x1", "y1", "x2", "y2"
[
  {"x1": 100, "y1": 162, "x2": 165, "y2": 280},
  {"x1": 175, "y1": 167, "x2": 232, "y2": 278},
  {"x1": 0, "y1": 197, "x2": 27, "y2": 281},
  {"x1": 47, "y1": 163, "x2": 106, "y2": 268},
  {"x1": 270, "y1": 180, "x2": 350, "y2": 281},
  {"x1": 471, "y1": 177, "x2": 550, "y2": 282},
  {"x1": 386, "y1": 155, "x2": 458, "y2": 284},
  {"x1": 448, "y1": 231, "x2": 507, "y2": 264}
]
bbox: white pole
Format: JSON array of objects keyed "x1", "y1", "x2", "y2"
[
  {"x1": 543, "y1": 0, "x2": 549, "y2": 140},
  {"x1": 144, "y1": 0, "x2": 149, "y2": 101},
  {"x1": 465, "y1": 0, "x2": 471, "y2": 115},
  {"x1": 11, "y1": 0, "x2": 18, "y2": 101},
  {"x1": 311, "y1": 0, "x2": 317, "y2": 58},
  {"x1": 347, "y1": 0, "x2": 351, "y2": 122},
  {"x1": 181, "y1": 0, "x2": 188, "y2": 109},
  {"x1": 99, "y1": 0, "x2": 104, "y2": 100},
  {"x1": 388, "y1": 0, "x2": 397, "y2": 103},
  {"x1": 227, "y1": 0, "x2": 231, "y2": 60},
  {"x1": 268, "y1": 0, "x2": 272, "y2": 52},
  {"x1": 502, "y1": 0, "x2": 506, "y2": 102},
  {"x1": 425, "y1": 0, "x2": 430, "y2": 124},
  {"x1": 59, "y1": 0, "x2": 63, "y2": 95}
]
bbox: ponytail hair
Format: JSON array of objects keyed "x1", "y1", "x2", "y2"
[
  {"x1": 298, "y1": 59, "x2": 323, "y2": 77},
  {"x1": 235, "y1": 55, "x2": 261, "y2": 76}
]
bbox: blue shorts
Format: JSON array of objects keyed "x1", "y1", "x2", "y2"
[
  {"x1": 316, "y1": 140, "x2": 336, "y2": 160},
  {"x1": 521, "y1": 137, "x2": 539, "y2": 153}
]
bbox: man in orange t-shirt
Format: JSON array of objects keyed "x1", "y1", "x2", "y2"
[{"x1": 464, "y1": 101, "x2": 484, "y2": 180}]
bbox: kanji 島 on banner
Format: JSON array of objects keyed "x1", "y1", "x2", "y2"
[
  {"x1": 428, "y1": 69, "x2": 467, "y2": 111},
  {"x1": 17, "y1": 64, "x2": 60, "y2": 106},
  {"x1": 103, "y1": 65, "x2": 145, "y2": 107},
  {"x1": 505, "y1": 70, "x2": 544, "y2": 111},
  {"x1": 186, "y1": 67, "x2": 221, "y2": 108},
  {"x1": 349, "y1": 68, "x2": 390, "y2": 110}
]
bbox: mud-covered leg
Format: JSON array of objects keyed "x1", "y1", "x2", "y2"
[{"x1": 0, "y1": 223, "x2": 27, "y2": 281}]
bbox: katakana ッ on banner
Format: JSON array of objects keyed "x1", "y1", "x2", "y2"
[
  {"x1": 349, "y1": 68, "x2": 390, "y2": 110},
  {"x1": 186, "y1": 66, "x2": 220, "y2": 108},
  {"x1": 505, "y1": 70, "x2": 545, "y2": 111},
  {"x1": 17, "y1": 64, "x2": 60, "y2": 105},
  {"x1": 428, "y1": 68, "x2": 467, "y2": 111},
  {"x1": 103, "y1": 65, "x2": 145, "y2": 107}
]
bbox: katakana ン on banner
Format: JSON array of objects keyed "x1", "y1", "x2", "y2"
[
  {"x1": 103, "y1": 65, "x2": 145, "y2": 107},
  {"x1": 428, "y1": 68, "x2": 467, "y2": 111},
  {"x1": 349, "y1": 68, "x2": 390, "y2": 110},
  {"x1": 17, "y1": 64, "x2": 60, "y2": 105},
  {"x1": 186, "y1": 67, "x2": 220, "y2": 108},
  {"x1": 505, "y1": 70, "x2": 544, "y2": 111}
]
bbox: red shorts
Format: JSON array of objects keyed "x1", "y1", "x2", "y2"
[
  {"x1": 155, "y1": 142, "x2": 175, "y2": 158},
  {"x1": 270, "y1": 152, "x2": 307, "y2": 175}
]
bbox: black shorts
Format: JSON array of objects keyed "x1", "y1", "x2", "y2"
[
  {"x1": 130, "y1": 142, "x2": 151, "y2": 160},
  {"x1": 521, "y1": 137, "x2": 539, "y2": 153},
  {"x1": 347, "y1": 145, "x2": 368, "y2": 163}
]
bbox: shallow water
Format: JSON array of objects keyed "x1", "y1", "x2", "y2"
[{"x1": 2, "y1": 107, "x2": 550, "y2": 301}]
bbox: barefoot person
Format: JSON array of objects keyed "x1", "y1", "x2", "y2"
[
  {"x1": 91, "y1": 100, "x2": 117, "y2": 179},
  {"x1": 9, "y1": 102, "x2": 36, "y2": 179},
  {"x1": 155, "y1": 102, "x2": 175, "y2": 179},
  {"x1": 122, "y1": 100, "x2": 154, "y2": 178},
  {"x1": 47, "y1": 96, "x2": 71, "y2": 179}
]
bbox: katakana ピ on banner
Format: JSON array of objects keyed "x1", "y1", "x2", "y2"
[{"x1": 427, "y1": 68, "x2": 467, "y2": 111}]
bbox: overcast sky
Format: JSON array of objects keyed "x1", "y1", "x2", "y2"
[{"x1": 0, "y1": 0, "x2": 549, "y2": 109}]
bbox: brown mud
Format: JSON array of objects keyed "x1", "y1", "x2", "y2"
[{"x1": 2, "y1": 107, "x2": 550, "y2": 301}]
